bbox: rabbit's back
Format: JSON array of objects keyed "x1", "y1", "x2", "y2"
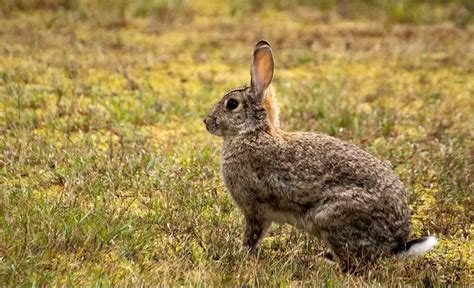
[{"x1": 222, "y1": 130, "x2": 407, "y2": 202}]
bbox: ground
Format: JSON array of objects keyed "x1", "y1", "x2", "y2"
[{"x1": 0, "y1": 0, "x2": 473, "y2": 286}]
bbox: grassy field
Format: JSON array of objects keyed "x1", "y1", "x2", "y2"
[{"x1": 0, "y1": 0, "x2": 473, "y2": 286}]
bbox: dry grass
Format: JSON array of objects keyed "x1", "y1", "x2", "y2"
[{"x1": 0, "y1": 0, "x2": 473, "y2": 286}]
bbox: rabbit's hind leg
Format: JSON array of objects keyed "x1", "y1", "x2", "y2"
[
  {"x1": 322, "y1": 232, "x2": 381, "y2": 273},
  {"x1": 318, "y1": 249, "x2": 338, "y2": 265},
  {"x1": 309, "y1": 195, "x2": 389, "y2": 271}
]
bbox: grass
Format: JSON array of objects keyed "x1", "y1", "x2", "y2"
[{"x1": 0, "y1": 0, "x2": 473, "y2": 286}]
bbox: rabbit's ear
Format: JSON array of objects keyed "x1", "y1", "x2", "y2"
[{"x1": 251, "y1": 40, "x2": 274, "y2": 102}]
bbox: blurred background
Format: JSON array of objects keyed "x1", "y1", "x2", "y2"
[
  {"x1": 0, "y1": 0, "x2": 472, "y2": 286},
  {"x1": 1, "y1": 0, "x2": 473, "y2": 25}
]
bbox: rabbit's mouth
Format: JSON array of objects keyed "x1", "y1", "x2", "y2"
[{"x1": 203, "y1": 117, "x2": 221, "y2": 136}]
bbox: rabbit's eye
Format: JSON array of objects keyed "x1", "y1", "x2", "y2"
[{"x1": 226, "y1": 98, "x2": 239, "y2": 110}]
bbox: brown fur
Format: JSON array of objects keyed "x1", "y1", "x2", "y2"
[
  {"x1": 204, "y1": 40, "x2": 433, "y2": 270},
  {"x1": 262, "y1": 86, "x2": 279, "y2": 128}
]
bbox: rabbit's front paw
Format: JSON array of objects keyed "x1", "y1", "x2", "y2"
[
  {"x1": 242, "y1": 217, "x2": 270, "y2": 255},
  {"x1": 242, "y1": 244, "x2": 258, "y2": 258}
]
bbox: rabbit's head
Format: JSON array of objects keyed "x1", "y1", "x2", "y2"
[{"x1": 204, "y1": 40, "x2": 278, "y2": 137}]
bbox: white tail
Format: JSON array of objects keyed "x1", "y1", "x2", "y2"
[{"x1": 399, "y1": 236, "x2": 439, "y2": 258}]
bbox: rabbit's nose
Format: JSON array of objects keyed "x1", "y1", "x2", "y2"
[{"x1": 204, "y1": 116, "x2": 214, "y2": 125}]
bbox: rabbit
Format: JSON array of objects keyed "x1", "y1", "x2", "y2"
[{"x1": 203, "y1": 40, "x2": 438, "y2": 270}]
